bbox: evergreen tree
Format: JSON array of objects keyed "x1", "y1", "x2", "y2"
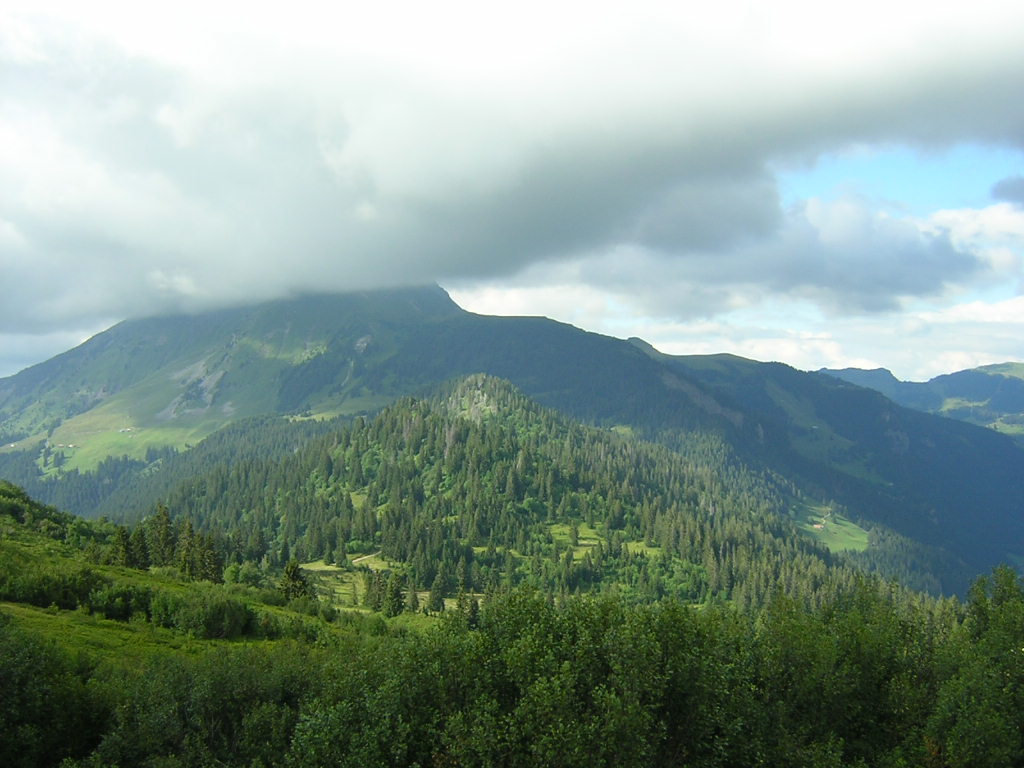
[
  {"x1": 405, "y1": 582, "x2": 420, "y2": 613},
  {"x1": 427, "y1": 570, "x2": 446, "y2": 612},
  {"x1": 381, "y1": 573, "x2": 403, "y2": 618},
  {"x1": 146, "y1": 503, "x2": 175, "y2": 567},
  {"x1": 280, "y1": 559, "x2": 311, "y2": 600}
]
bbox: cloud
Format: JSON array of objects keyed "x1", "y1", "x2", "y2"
[
  {"x1": 1, "y1": 1, "x2": 1024, "y2": 372},
  {"x1": 457, "y1": 195, "x2": 982, "y2": 322},
  {"x1": 451, "y1": 282, "x2": 1024, "y2": 382},
  {"x1": 993, "y1": 175, "x2": 1024, "y2": 205},
  {"x1": 0, "y1": 326, "x2": 113, "y2": 380}
]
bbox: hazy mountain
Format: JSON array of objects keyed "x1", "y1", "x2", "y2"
[
  {"x1": 1, "y1": 285, "x2": 1023, "y2": 592},
  {"x1": 0, "y1": 286, "x2": 757, "y2": 471},
  {"x1": 821, "y1": 363, "x2": 1024, "y2": 443},
  {"x1": 629, "y1": 344, "x2": 1024, "y2": 584}
]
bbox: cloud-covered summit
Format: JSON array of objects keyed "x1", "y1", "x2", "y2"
[{"x1": 2, "y1": 2, "x2": 1024, "y2": 377}]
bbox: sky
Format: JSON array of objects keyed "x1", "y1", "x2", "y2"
[{"x1": 2, "y1": 1, "x2": 1024, "y2": 381}]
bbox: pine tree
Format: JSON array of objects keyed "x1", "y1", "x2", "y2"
[
  {"x1": 405, "y1": 582, "x2": 420, "y2": 613},
  {"x1": 146, "y1": 503, "x2": 175, "y2": 567},
  {"x1": 281, "y1": 559, "x2": 311, "y2": 600},
  {"x1": 428, "y1": 570, "x2": 446, "y2": 612},
  {"x1": 109, "y1": 526, "x2": 130, "y2": 566},
  {"x1": 382, "y1": 573, "x2": 403, "y2": 618},
  {"x1": 128, "y1": 525, "x2": 150, "y2": 569}
]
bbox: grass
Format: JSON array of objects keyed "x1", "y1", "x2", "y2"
[
  {"x1": 548, "y1": 522, "x2": 603, "y2": 557},
  {"x1": 300, "y1": 558, "x2": 456, "y2": 627},
  {"x1": 547, "y1": 520, "x2": 665, "y2": 560},
  {"x1": 0, "y1": 602, "x2": 243, "y2": 665},
  {"x1": 937, "y1": 395, "x2": 1024, "y2": 441},
  {"x1": 302, "y1": 560, "x2": 366, "y2": 607},
  {"x1": 302, "y1": 553, "x2": 400, "y2": 609},
  {"x1": 39, "y1": 381, "x2": 222, "y2": 472},
  {"x1": 991, "y1": 419, "x2": 1024, "y2": 438},
  {"x1": 387, "y1": 611, "x2": 438, "y2": 633},
  {"x1": 626, "y1": 540, "x2": 663, "y2": 557},
  {"x1": 979, "y1": 362, "x2": 1024, "y2": 380},
  {"x1": 938, "y1": 397, "x2": 985, "y2": 414},
  {"x1": 793, "y1": 501, "x2": 869, "y2": 552}
]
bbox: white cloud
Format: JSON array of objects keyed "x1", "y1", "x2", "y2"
[
  {"x1": 1, "y1": 1, "x2": 1024, "y2": 377},
  {"x1": 927, "y1": 203, "x2": 1024, "y2": 271},
  {"x1": 918, "y1": 295, "x2": 1024, "y2": 324}
]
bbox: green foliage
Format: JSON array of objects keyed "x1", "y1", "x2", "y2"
[
  {"x1": 0, "y1": 613, "x2": 105, "y2": 767},
  {"x1": 1, "y1": 554, "x2": 1023, "y2": 768},
  {"x1": 825, "y1": 364, "x2": 1024, "y2": 444},
  {"x1": 92, "y1": 643, "x2": 318, "y2": 768},
  {"x1": 5, "y1": 339, "x2": 1024, "y2": 766},
  {"x1": 150, "y1": 585, "x2": 256, "y2": 639},
  {"x1": 925, "y1": 566, "x2": 1024, "y2": 767},
  {"x1": 62, "y1": 374, "x2": 905, "y2": 613},
  {"x1": 280, "y1": 559, "x2": 312, "y2": 601}
]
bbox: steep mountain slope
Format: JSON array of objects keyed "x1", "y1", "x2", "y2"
[
  {"x1": 1, "y1": 286, "x2": 1022, "y2": 592},
  {"x1": 822, "y1": 363, "x2": 1024, "y2": 443},
  {"x1": 0, "y1": 286, "x2": 756, "y2": 474},
  {"x1": 0, "y1": 287, "x2": 463, "y2": 466},
  {"x1": 78, "y1": 375, "x2": 904, "y2": 605},
  {"x1": 630, "y1": 343, "x2": 1024, "y2": 581}
]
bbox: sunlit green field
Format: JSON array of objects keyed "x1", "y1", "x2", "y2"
[{"x1": 794, "y1": 501, "x2": 869, "y2": 552}]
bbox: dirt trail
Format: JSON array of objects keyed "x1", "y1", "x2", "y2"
[{"x1": 351, "y1": 551, "x2": 382, "y2": 564}]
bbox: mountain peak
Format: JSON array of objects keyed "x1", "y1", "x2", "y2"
[
  {"x1": 442, "y1": 374, "x2": 533, "y2": 423},
  {"x1": 819, "y1": 367, "x2": 901, "y2": 386}
]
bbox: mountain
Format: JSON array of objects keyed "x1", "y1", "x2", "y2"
[
  {"x1": 0, "y1": 286, "x2": 758, "y2": 474},
  {"x1": 628, "y1": 345, "x2": 1024, "y2": 586},
  {"x1": 0, "y1": 287, "x2": 464, "y2": 466},
  {"x1": 79, "y1": 374, "x2": 884, "y2": 607},
  {"x1": 821, "y1": 363, "x2": 1024, "y2": 444},
  {"x1": 2, "y1": 286, "x2": 1023, "y2": 593}
]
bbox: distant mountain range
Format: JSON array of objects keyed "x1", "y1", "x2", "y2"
[
  {"x1": 820, "y1": 364, "x2": 1024, "y2": 444},
  {"x1": 1, "y1": 285, "x2": 1022, "y2": 594}
]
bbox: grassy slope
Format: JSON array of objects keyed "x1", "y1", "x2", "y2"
[
  {"x1": 0, "y1": 288, "x2": 460, "y2": 471},
  {"x1": 979, "y1": 362, "x2": 1024, "y2": 379},
  {"x1": 0, "y1": 601, "x2": 237, "y2": 666},
  {"x1": 0, "y1": 483, "x2": 420, "y2": 671},
  {"x1": 792, "y1": 500, "x2": 869, "y2": 553}
]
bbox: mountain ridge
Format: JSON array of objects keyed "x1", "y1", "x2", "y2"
[
  {"x1": 2, "y1": 285, "x2": 1023, "y2": 593},
  {"x1": 821, "y1": 363, "x2": 1024, "y2": 443}
]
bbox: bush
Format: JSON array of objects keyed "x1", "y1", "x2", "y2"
[
  {"x1": 150, "y1": 586, "x2": 256, "y2": 639},
  {"x1": 0, "y1": 560, "x2": 109, "y2": 611},
  {"x1": 87, "y1": 583, "x2": 153, "y2": 622},
  {"x1": 0, "y1": 614, "x2": 106, "y2": 767}
]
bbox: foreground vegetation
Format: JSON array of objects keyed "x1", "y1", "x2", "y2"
[
  {"x1": 2, "y1": 476, "x2": 1023, "y2": 767},
  {"x1": 4, "y1": 569, "x2": 1024, "y2": 767}
]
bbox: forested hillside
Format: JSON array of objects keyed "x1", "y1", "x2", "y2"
[
  {"x1": 20, "y1": 375, "x2": 963, "y2": 599},
  {"x1": 3, "y1": 476, "x2": 1024, "y2": 767},
  {"x1": 634, "y1": 345, "x2": 1024, "y2": 583},
  {"x1": 2, "y1": 287, "x2": 1021, "y2": 594}
]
